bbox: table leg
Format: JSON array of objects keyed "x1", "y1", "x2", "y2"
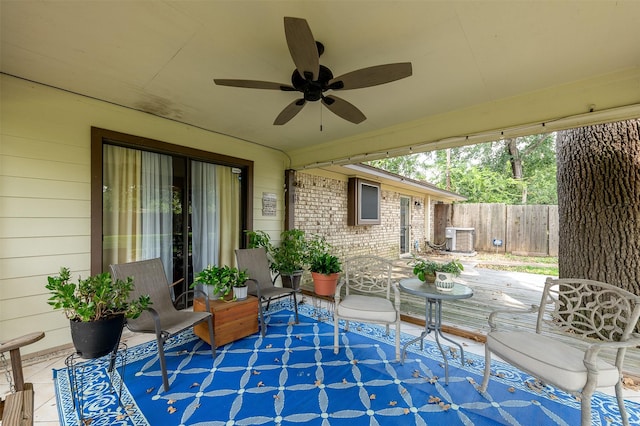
[
  {"x1": 401, "y1": 298, "x2": 435, "y2": 364},
  {"x1": 433, "y1": 300, "x2": 466, "y2": 384}
]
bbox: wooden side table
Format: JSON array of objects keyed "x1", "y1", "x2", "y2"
[{"x1": 193, "y1": 296, "x2": 259, "y2": 346}]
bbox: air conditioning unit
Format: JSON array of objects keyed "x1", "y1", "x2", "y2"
[{"x1": 445, "y1": 227, "x2": 475, "y2": 253}]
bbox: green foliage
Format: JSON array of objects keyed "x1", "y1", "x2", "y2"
[
  {"x1": 193, "y1": 265, "x2": 249, "y2": 298},
  {"x1": 307, "y1": 235, "x2": 342, "y2": 274},
  {"x1": 367, "y1": 153, "x2": 428, "y2": 180},
  {"x1": 437, "y1": 259, "x2": 464, "y2": 276},
  {"x1": 46, "y1": 267, "x2": 151, "y2": 322},
  {"x1": 409, "y1": 256, "x2": 463, "y2": 280},
  {"x1": 409, "y1": 255, "x2": 438, "y2": 281},
  {"x1": 369, "y1": 137, "x2": 559, "y2": 204},
  {"x1": 245, "y1": 229, "x2": 308, "y2": 274}
]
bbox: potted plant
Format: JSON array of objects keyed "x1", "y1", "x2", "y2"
[
  {"x1": 246, "y1": 229, "x2": 308, "y2": 291},
  {"x1": 46, "y1": 267, "x2": 150, "y2": 359},
  {"x1": 409, "y1": 256, "x2": 439, "y2": 283},
  {"x1": 434, "y1": 259, "x2": 464, "y2": 291},
  {"x1": 193, "y1": 265, "x2": 248, "y2": 301},
  {"x1": 307, "y1": 235, "x2": 342, "y2": 296},
  {"x1": 231, "y1": 269, "x2": 250, "y2": 301}
]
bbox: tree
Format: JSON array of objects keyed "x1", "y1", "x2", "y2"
[
  {"x1": 556, "y1": 119, "x2": 640, "y2": 294},
  {"x1": 367, "y1": 153, "x2": 427, "y2": 181}
]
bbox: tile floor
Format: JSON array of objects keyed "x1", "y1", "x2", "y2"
[{"x1": 2, "y1": 305, "x2": 639, "y2": 424}]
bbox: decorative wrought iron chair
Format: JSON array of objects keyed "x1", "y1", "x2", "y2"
[
  {"x1": 110, "y1": 258, "x2": 215, "y2": 392},
  {"x1": 481, "y1": 277, "x2": 640, "y2": 426},
  {"x1": 235, "y1": 247, "x2": 299, "y2": 336},
  {"x1": 333, "y1": 256, "x2": 401, "y2": 361}
]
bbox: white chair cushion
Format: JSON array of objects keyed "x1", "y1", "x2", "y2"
[
  {"x1": 487, "y1": 331, "x2": 620, "y2": 391},
  {"x1": 337, "y1": 294, "x2": 397, "y2": 323}
]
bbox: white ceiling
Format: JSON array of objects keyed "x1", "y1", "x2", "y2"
[{"x1": 2, "y1": 1, "x2": 640, "y2": 168}]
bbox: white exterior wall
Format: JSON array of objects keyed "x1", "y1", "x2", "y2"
[{"x1": 0, "y1": 75, "x2": 287, "y2": 355}]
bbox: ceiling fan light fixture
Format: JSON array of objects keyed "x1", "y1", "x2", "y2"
[{"x1": 213, "y1": 17, "x2": 412, "y2": 125}]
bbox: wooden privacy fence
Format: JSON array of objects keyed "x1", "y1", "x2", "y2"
[{"x1": 451, "y1": 203, "x2": 559, "y2": 256}]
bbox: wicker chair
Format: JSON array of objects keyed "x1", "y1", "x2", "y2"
[
  {"x1": 333, "y1": 256, "x2": 401, "y2": 361},
  {"x1": 481, "y1": 277, "x2": 640, "y2": 426},
  {"x1": 110, "y1": 258, "x2": 215, "y2": 392},
  {"x1": 235, "y1": 248, "x2": 299, "y2": 336}
]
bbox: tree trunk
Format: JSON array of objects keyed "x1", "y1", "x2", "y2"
[{"x1": 556, "y1": 119, "x2": 640, "y2": 294}]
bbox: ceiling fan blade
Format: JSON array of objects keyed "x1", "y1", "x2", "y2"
[
  {"x1": 328, "y1": 62, "x2": 413, "y2": 90},
  {"x1": 321, "y1": 95, "x2": 366, "y2": 124},
  {"x1": 214, "y1": 79, "x2": 295, "y2": 91},
  {"x1": 274, "y1": 98, "x2": 306, "y2": 125},
  {"x1": 284, "y1": 17, "x2": 319, "y2": 81}
]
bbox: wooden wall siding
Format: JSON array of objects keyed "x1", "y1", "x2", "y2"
[
  {"x1": 0, "y1": 75, "x2": 285, "y2": 356},
  {"x1": 451, "y1": 203, "x2": 558, "y2": 256}
]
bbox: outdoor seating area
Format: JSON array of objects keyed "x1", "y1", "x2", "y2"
[{"x1": 3, "y1": 263, "x2": 640, "y2": 425}]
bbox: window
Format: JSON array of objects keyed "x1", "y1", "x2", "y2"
[
  {"x1": 347, "y1": 178, "x2": 381, "y2": 225},
  {"x1": 91, "y1": 128, "x2": 253, "y2": 302}
]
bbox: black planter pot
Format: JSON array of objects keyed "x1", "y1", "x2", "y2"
[
  {"x1": 70, "y1": 314, "x2": 125, "y2": 359},
  {"x1": 281, "y1": 271, "x2": 303, "y2": 291}
]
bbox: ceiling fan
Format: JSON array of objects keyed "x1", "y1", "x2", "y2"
[{"x1": 214, "y1": 17, "x2": 412, "y2": 125}]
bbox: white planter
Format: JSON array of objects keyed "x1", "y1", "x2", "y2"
[
  {"x1": 434, "y1": 272, "x2": 455, "y2": 291},
  {"x1": 233, "y1": 286, "x2": 248, "y2": 301}
]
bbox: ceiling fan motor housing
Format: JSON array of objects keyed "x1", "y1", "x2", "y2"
[{"x1": 291, "y1": 65, "x2": 334, "y2": 102}]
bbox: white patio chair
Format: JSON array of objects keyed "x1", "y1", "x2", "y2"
[
  {"x1": 481, "y1": 277, "x2": 640, "y2": 426},
  {"x1": 333, "y1": 256, "x2": 401, "y2": 361}
]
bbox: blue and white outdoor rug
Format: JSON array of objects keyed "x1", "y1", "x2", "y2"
[{"x1": 53, "y1": 301, "x2": 639, "y2": 425}]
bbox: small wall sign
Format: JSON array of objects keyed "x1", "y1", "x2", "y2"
[{"x1": 262, "y1": 192, "x2": 277, "y2": 216}]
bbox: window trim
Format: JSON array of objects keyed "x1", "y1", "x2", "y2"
[{"x1": 90, "y1": 127, "x2": 254, "y2": 274}]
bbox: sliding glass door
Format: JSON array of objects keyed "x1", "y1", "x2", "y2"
[{"x1": 96, "y1": 131, "x2": 249, "y2": 305}]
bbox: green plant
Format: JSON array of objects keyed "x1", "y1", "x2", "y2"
[
  {"x1": 307, "y1": 235, "x2": 341, "y2": 274},
  {"x1": 310, "y1": 253, "x2": 342, "y2": 275},
  {"x1": 245, "y1": 229, "x2": 308, "y2": 275},
  {"x1": 409, "y1": 256, "x2": 439, "y2": 282},
  {"x1": 271, "y1": 229, "x2": 308, "y2": 275},
  {"x1": 192, "y1": 265, "x2": 249, "y2": 298},
  {"x1": 46, "y1": 267, "x2": 150, "y2": 322},
  {"x1": 437, "y1": 259, "x2": 464, "y2": 276}
]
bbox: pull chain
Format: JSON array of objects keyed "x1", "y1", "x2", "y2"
[
  {"x1": 1, "y1": 351, "x2": 16, "y2": 394},
  {"x1": 320, "y1": 103, "x2": 323, "y2": 132}
]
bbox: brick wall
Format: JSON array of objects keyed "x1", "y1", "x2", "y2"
[{"x1": 293, "y1": 171, "x2": 428, "y2": 260}]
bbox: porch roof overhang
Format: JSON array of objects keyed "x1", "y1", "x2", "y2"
[
  {"x1": 2, "y1": 1, "x2": 639, "y2": 167},
  {"x1": 318, "y1": 163, "x2": 466, "y2": 203}
]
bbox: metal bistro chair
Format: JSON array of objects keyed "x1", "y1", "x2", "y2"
[
  {"x1": 333, "y1": 256, "x2": 401, "y2": 361},
  {"x1": 235, "y1": 248, "x2": 299, "y2": 336},
  {"x1": 110, "y1": 258, "x2": 215, "y2": 392},
  {"x1": 481, "y1": 277, "x2": 640, "y2": 426}
]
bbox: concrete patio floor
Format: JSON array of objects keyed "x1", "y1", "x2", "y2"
[{"x1": 3, "y1": 263, "x2": 640, "y2": 424}]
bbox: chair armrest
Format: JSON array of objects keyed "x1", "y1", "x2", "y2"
[
  {"x1": 334, "y1": 278, "x2": 346, "y2": 304},
  {"x1": 245, "y1": 278, "x2": 263, "y2": 299},
  {"x1": 391, "y1": 282, "x2": 401, "y2": 311},
  {"x1": 488, "y1": 305, "x2": 539, "y2": 331},
  {"x1": 584, "y1": 335, "x2": 640, "y2": 370}
]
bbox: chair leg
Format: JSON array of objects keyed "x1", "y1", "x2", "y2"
[
  {"x1": 206, "y1": 316, "x2": 216, "y2": 358},
  {"x1": 480, "y1": 345, "x2": 492, "y2": 392},
  {"x1": 156, "y1": 335, "x2": 170, "y2": 392},
  {"x1": 580, "y1": 391, "x2": 592, "y2": 426},
  {"x1": 333, "y1": 313, "x2": 339, "y2": 355},
  {"x1": 258, "y1": 299, "x2": 266, "y2": 337},
  {"x1": 292, "y1": 293, "x2": 299, "y2": 323},
  {"x1": 615, "y1": 379, "x2": 631, "y2": 426},
  {"x1": 394, "y1": 322, "x2": 401, "y2": 362}
]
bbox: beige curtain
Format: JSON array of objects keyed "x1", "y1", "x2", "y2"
[
  {"x1": 102, "y1": 145, "x2": 141, "y2": 271},
  {"x1": 217, "y1": 167, "x2": 241, "y2": 267}
]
